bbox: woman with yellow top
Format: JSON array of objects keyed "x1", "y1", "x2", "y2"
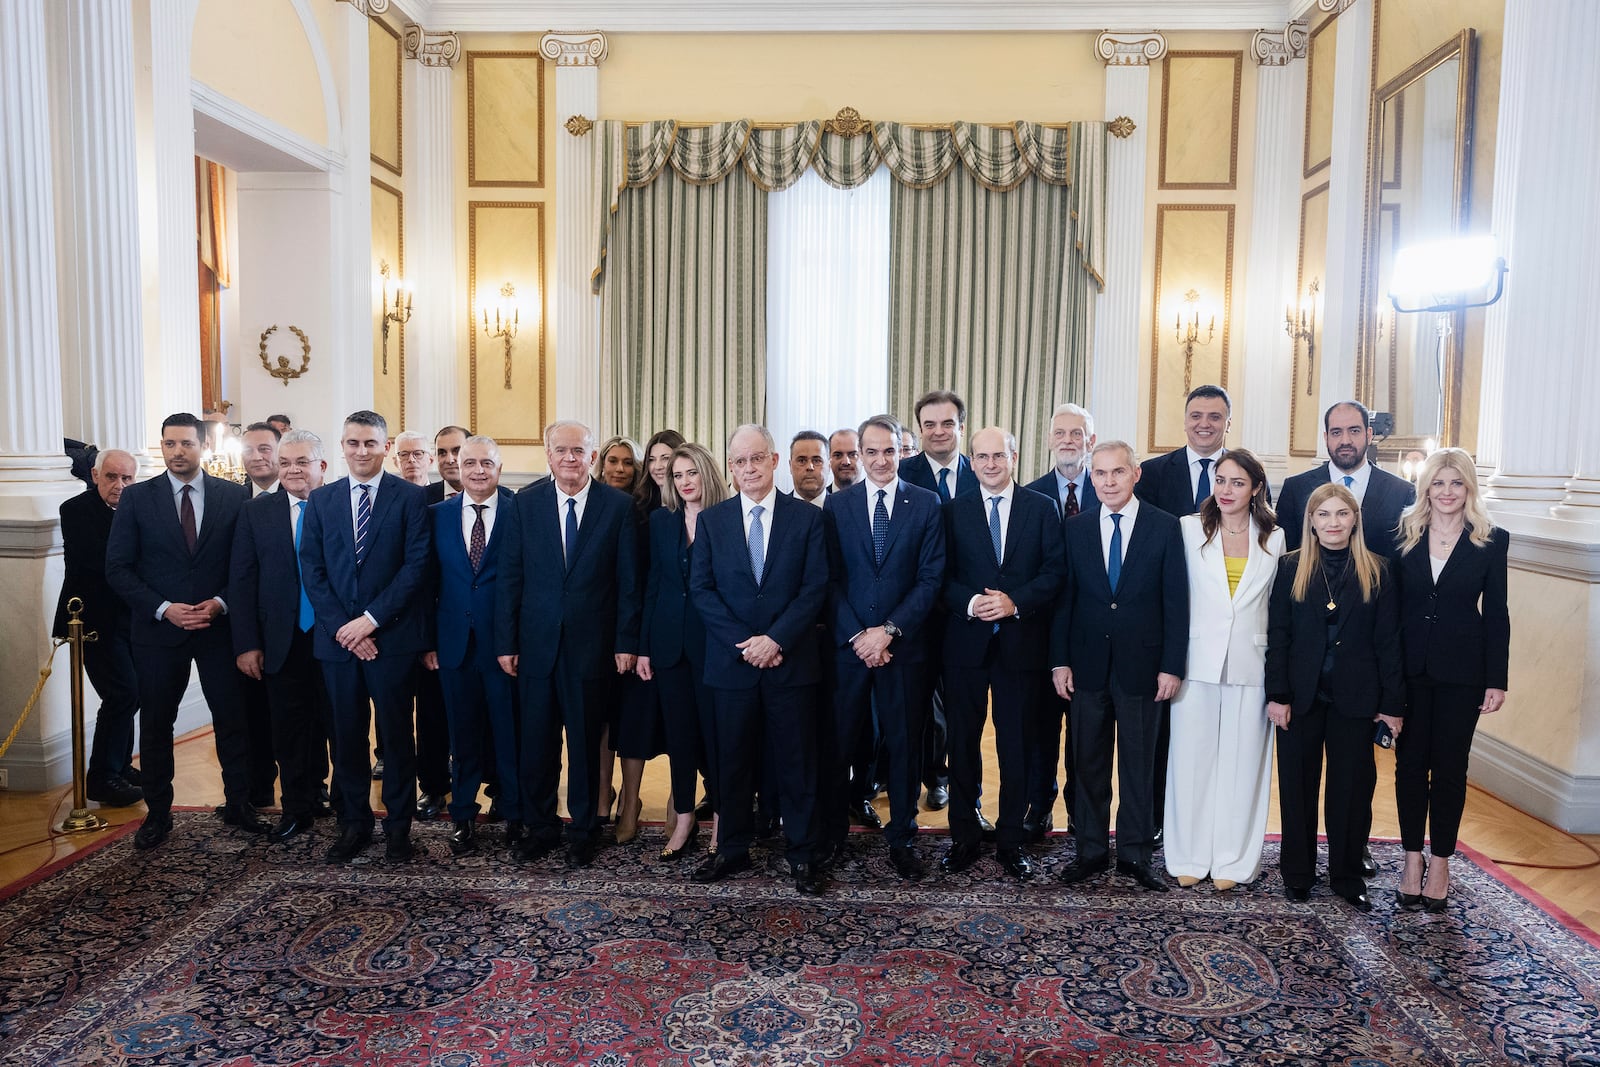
[{"x1": 1165, "y1": 449, "x2": 1286, "y2": 889}]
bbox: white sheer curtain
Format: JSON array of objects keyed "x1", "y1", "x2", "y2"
[{"x1": 765, "y1": 166, "x2": 891, "y2": 490}]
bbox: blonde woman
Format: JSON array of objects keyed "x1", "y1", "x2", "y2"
[
  {"x1": 592, "y1": 436, "x2": 643, "y2": 831},
  {"x1": 1392, "y1": 449, "x2": 1509, "y2": 912},
  {"x1": 1265, "y1": 483, "x2": 1403, "y2": 912},
  {"x1": 1166, "y1": 449, "x2": 1285, "y2": 890}
]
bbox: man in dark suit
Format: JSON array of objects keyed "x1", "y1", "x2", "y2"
[
  {"x1": 828, "y1": 428, "x2": 861, "y2": 491},
  {"x1": 1022, "y1": 402, "x2": 1099, "y2": 841},
  {"x1": 427, "y1": 425, "x2": 469, "y2": 504},
  {"x1": 494, "y1": 420, "x2": 640, "y2": 868},
  {"x1": 54, "y1": 448, "x2": 142, "y2": 808},
  {"x1": 690, "y1": 424, "x2": 831, "y2": 894},
  {"x1": 238, "y1": 421, "x2": 283, "y2": 809},
  {"x1": 300, "y1": 410, "x2": 433, "y2": 864},
  {"x1": 1277, "y1": 400, "x2": 1415, "y2": 558},
  {"x1": 789, "y1": 430, "x2": 828, "y2": 507},
  {"x1": 105, "y1": 413, "x2": 267, "y2": 848},
  {"x1": 426, "y1": 435, "x2": 519, "y2": 855},
  {"x1": 1054, "y1": 440, "x2": 1189, "y2": 891},
  {"x1": 822, "y1": 415, "x2": 945, "y2": 880},
  {"x1": 230, "y1": 429, "x2": 335, "y2": 843},
  {"x1": 391, "y1": 429, "x2": 451, "y2": 818}
]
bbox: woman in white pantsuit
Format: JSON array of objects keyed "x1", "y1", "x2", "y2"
[{"x1": 1166, "y1": 448, "x2": 1285, "y2": 889}]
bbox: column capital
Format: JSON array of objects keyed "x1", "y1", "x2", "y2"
[
  {"x1": 1252, "y1": 20, "x2": 1308, "y2": 66},
  {"x1": 403, "y1": 24, "x2": 460, "y2": 67},
  {"x1": 1095, "y1": 31, "x2": 1167, "y2": 67},
  {"x1": 1317, "y1": 0, "x2": 1356, "y2": 13},
  {"x1": 335, "y1": 0, "x2": 391, "y2": 15},
  {"x1": 540, "y1": 31, "x2": 608, "y2": 67}
]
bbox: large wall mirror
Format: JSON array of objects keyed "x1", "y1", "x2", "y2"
[{"x1": 1360, "y1": 29, "x2": 1476, "y2": 454}]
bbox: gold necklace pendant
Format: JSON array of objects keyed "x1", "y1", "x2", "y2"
[{"x1": 1326, "y1": 598, "x2": 1337, "y2": 611}]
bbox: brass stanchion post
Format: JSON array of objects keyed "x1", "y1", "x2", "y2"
[{"x1": 58, "y1": 597, "x2": 109, "y2": 834}]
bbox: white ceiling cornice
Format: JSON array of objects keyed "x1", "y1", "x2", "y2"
[{"x1": 417, "y1": 1, "x2": 1296, "y2": 34}]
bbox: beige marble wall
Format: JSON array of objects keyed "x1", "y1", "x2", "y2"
[
  {"x1": 1303, "y1": 15, "x2": 1336, "y2": 178},
  {"x1": 1160, "y1": 52, "x2": 1242, "y2": 189},
  {"x1": 191, "y1": 0, "x2": 328, "y2": 146},
  {"x1": 368, "y1": 16, "x2": 401, "y2": 174},
  {"x1": 1148, "y1": 205, "x2": 1234, "y2": 454},
  {"x1": 370, "y1": 178, "x2": 403, "y2": 427},
  {"x1": 467, "y1": 202, "x2": 545, "y2": 445},
  {"x1": 1291, "y1": 182, "x2": 1329, "y2": 458},
  {"x1": 466, "y1": 52, "x2": 544, "y2": 187}
]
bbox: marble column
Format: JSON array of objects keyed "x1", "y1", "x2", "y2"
[
  {"x1": 146, "y1": 0, "x2": 201, "y2": 418},
  {"x1": 402, "y1": 24, "x2": 461, "y2": 437},
  {"x1": 47, "y1": 0, "x2": 148, "y2": 454},
  {"x1": 1238, "y1": 22, "x2": 1308, "y2": 485},
  {"x1": 542, "y1": 32, "x2": 607, "y2": 432},
  {"x1": 331, "y1": 0, "x2": 375, "y2": 421},
  {"x1": 1316, "y1": 0, "x2": 1372, "y2": 411},
  {"x1": 1090, "y1": 31, "x2": 1164, "y2": 445}
]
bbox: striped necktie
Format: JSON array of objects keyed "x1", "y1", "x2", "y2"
[{"x1": 354, "y1": 483, "x2": 371, "y2": 565}]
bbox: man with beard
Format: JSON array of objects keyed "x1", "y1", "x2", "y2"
[
  {"x1": 1277, "y1": 400, "x2": 1415, "y2": 559},
  {"x1": 428, "y1": 426, "x2": 470, "y2": 504},
  {"x1": 828, "y1": 429, "x2": 861, "y2": 492}
]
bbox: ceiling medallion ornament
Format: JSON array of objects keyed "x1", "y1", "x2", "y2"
[
  {"x1": 824, "y1": 106, "x2": 870, "y2": 137},
  {"x1": 258, "y1": 325, "x2": 312, "y2": 386},
  {"x1": 565, "y1": 114, "x2": 594, "y2": 137},
  {"x1": 1108, "y1": 115, "x2": 1138, "y2": 139}
]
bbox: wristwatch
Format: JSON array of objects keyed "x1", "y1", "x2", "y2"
[{"x1": 883, "y1": 620, "x2": 903, "y2": 639}]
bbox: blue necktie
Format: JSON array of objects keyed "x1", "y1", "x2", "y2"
[
  {"x1": 872, "y1": 489, "x2": 889, "y2": 565},
  {"x1": 1194, "y1": 457, "x2": 1213, "y2": 512},
  {"x1": 988, "y1": 495, "x2": 1004, "y2": 566},
  {"x1": 937, "y1": 467, "x2": 951, "y2": 502},
  {"x1": 1343, "y1": 475, "x2": 1354, "y2": 488},
  {"x1": 1108, "y1": 512, "x2": 1123, "y2": 593},
  {"x1": 354, "y1": 483, "x2": 371, "y2": 565},
  {"x1": 748, "y1": 504, "x2": 766, "y2": 583},
  {"x1": 563, "y1": 497, "x2": 578, "y2": 571},
  {"x1": 294, "y1": 500, "x2": 314, "y2": 632}
]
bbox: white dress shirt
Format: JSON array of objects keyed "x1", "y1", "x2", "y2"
[
  {"x1": 1329, "y1": 460, "x2": 1372, "y2": 504},
  {"x1": 740, "y1": 487, "x2": 779, "y2": 560},
  {"x1": 1187, "y1": 446, "x2": 1227, "y2": 501},
  {"x1": 1100, "y1": 494, "x2": 1143, "y2": 572},
  {"x1": 556, "y1": 479, "x2": 592, "y2": 561},
  {"x1": 863, "y1": 476, "x2": 900, "y2": 527},
  {"x1": 252, "y1": 480, "x2": 279, "y2": 498},
  {"x1": 348, "y1": 472, "x2": 383, "y2": 529},
  {"x1": 1054, "y1": 468, "x2": 1089, "y2": 510},
  {"x1": 461, "y1": 492, "x2": 499, "y2": 549},
  {"x1": 966, "y1": 482, "x2": 1016, "y2": 619},
  {"x1": 928, "y1": 455, "x2": 962, "y2": 493}
]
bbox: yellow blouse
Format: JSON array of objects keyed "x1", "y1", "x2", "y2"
[{"x1": 1225, "y1": 554, "x2": 1247, "y2": 597}]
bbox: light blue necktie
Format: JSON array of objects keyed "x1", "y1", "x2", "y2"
[
  {"x1": 294, "y1": 500, "x2": 314, "y2": 632},
  {"x1": 1343, "y1": 475, "x2": 1354, "y2": 488},
  {"x1": 563, "y1": 497, "x2": 578, "y2": 571},
  {"x1": 748, "y1": 504, "x2": 766, "y2": 583},
  {"x1": 988, "y1": 495, "x2": 1004, "y2": 565},
  {"x1": 1108, "y1": 512, "x2": 1123, "y2": 593},
  {"x1": 872, "y1": 489, "x2": 889, "y2": 565},
  {"x1": 354, "y1": 483, "x2": 371, "y2": 565}
]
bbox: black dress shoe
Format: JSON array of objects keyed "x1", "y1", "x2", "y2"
[
  {"x1": 1283, "y1": 884, "x2": 1311, "y2": 902},
  {"x1": 504, "y1": 820, "x2": 527, "y2": 845},
  {"x1": 792, "y1": 861, "x2": 824, "y2": 896},
  {"x1": 386, "y1": 830, "x2": 415, "y2": 863},
  {"x1": 889, "y1": 845, "x2": 925, "y2": 881},
  {"x1": 268, "y1": 815, "x2": 310, "y2": 843},
  {"x1": 692, "y1": 851, "x2": 752, "y2": 883},
  {"x1": 849, "y1": 799, "x2": 883, "y2": 830},
  {"x1": 1152, "y1": 827, "x2": 1164, "y2": 848},
  {"x1": 565, "y1": 841, "x2": 596, "y2": 868},
  {"x1": 133, "y1": 814, "x2": 172, "y2": 850},
  {"x1": 924, "y1": 784, "x2": 949, "y2": 811},
  {"x1": 659, "y1": 823, "x2": 700, "y2": 861},
  {"x1": 1057, "y1": 858, "x2": 1109, "y2": 885},
  {"x1": 812, "y1": 840, "x2": 841, "y2": 873},
  {"x1": 1023, "y1": 811, "x2": 1053, "y2": 844},
  {"x1": 326, "y1": 827, "x2": 372, "y2": 864},
  {"x1": 1116, "y1": 859, "x2": 1170, "y2": 892},
  {"x1": 1361, "y1": 847, "x2": 1379, "y2": 879},
  {"x1": 417, "y1": 793, "x2": 448, "y2": 821},
  {"x1": 121, "y1": 766, "x2": 143, "y2": 786},
  {"x1": 448, "y1": 820, "x2": 476, "y2": 855},
  {"x1": 1339, "y1": 889, "x2": 1374, "y2": 913},
  {"x1": 513, "y1": 835, "x2": 559, "y2": 863},
  {"x1": 940, "y1": 840, "x2": 983, "y2": 875},
  {"x1": 975, "y1": 809, "x2": 997, "y2": 841},
  {"x1": 225, "y1": 803, "x2": 273, "y2": 835},
  {"x1": 86, "y1": 773, "x2": 144, "y2": 808},
  {"x1": 308, "y1": 801, "x2": 336, "y2": 820},
  {"x1": 997, "y1": 846, "x2": 1036, "y2": 881}
]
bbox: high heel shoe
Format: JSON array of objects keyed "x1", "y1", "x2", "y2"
[
  {"x1": 1420, "y1": 891, "x2": 1449, "y2": 913},
  {"x1": 614, "y1": 797, "x2": 643, "y2": 844},
  {"x1": 1395, "y1": 889, "x2": 1424, "y2": 908},
  {"x1": 659, "y1": 821, "x2": 700, "y2": 861},
  {"x1": 598, "y1": 787, "x2": 617, "y2": 826}
]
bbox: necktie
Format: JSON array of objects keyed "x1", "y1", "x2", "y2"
[
  {"x1": 748, "y1": 504, "x2": 766, "y2": 583},
  {"x1": 1063, "y1": 481, "x2": 1080, "y2": 518},
  {"x1": 1108, "y1": 512, "x2": 1123, "y2": 593},
  {"x1": 354, "y1": 483, "x2": 371, "y2": 565},
  {"x1": 563, "y1": 498, "x2": 578, "y2": 570},
  {"x1": 294, "y1": 500, "x2": 314, "y2": 632},
  {"x1": 1343, "y1": 475, "x2": 1354, "y2": 488},
  {"x1": 179, "y1": 484, "x2": 197, "y2": 554},
  {"x1": 1194, "y1": 457, "x2": 1213, "y2": 512},
  {"x1": 468, "y1": 504, "x2": 487, "y2": 572},
  {"x1": 872, "y1": 489, "x2": 889, "y2": 565},
  {"x1": 988, "y1": 495, "x2": 1004, "y2": 565},
  {"x1": 937, "y1": 467, "x2": 951, "y2": 502}
]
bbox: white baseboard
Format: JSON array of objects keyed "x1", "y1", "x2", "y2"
[{"x1": 1470, "y1": 732, "x2": 1600, "y2": 834}]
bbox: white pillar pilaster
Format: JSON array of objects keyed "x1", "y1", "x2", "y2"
[
  {"x1": 543, "y1": 32, "x2": 607, "y2": 432},
  {"x1": 1317, "y1": 0, "x2": 1372, "y2": 412},
  {"x1": 48, "y1": 0, "x2": 148, "y2": 454},
  {"x1": 1090, "y1": 31, "x2": 1164, "y2": 446},
  {"x1": 1239, "y1": 22, "x2": 1308, "y2": 486},
  {"x1": 331, "y1": 0, "x2": 374, "y2": 423},
  {"x1": 402, "y1": 24, "x2": 460, "y2": 436},
  {"x1": 147, "y1": 0, "x2": 201, "y2": 418}
]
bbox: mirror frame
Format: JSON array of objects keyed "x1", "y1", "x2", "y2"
[{"x1": 1357, "y1": 28, "x2": 1477, "y2": 457}]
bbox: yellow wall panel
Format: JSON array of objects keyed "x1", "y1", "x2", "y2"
[
  {"x1": 191, "y1": 0, "x2": 328, "y2": 146},
  {"x1": 467, "y1": 53, "x2": 545, "y2": 187},
  {"x1": 1148, "y1": 205, "x2": 1234, "y2": 455},
  {"x1": 1291, "y1": 183, "x2": 1329, "y2": 458},
  {"x1": 1159, "y1": 52, "x2": 1242, "y2": 189},
  {"x1": 1304, "y1": 15, "x2": 1336, "y2": 177},
  {"x1": 371, "y1": 179, "x2": 404, "y2": 429},
  {"x1": 469, "y1": 202, "x2": 546, "y2": 444},
  {"x1": 369, "y1": 17, "x2": 401, "y2": 174}
]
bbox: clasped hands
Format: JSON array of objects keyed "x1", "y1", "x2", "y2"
[
  {"x1": 970, "y1": 588, "x2": 1017, "y2": 623},
  {"x1": 162, "y1": 599, "x2": 222, "y2": 631},
  {"x1": 335, "y1": 615, "x2": 379, "y2": 661},
  {"x1": 1052, "y1": 667, "x2": 1181, "y2": 702},
  {"x1": 737, "y1": 634, "x2": 783, "y2": 669},
  {"x1": 851, "y1": 626, "x2": 893, "y2": 668}
]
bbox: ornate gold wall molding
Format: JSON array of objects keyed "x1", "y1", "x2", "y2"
[
  {"x1": 466, "y1": 51, "x2": 546, "y2": 188},
  {"x1": 369, "y1": 16, "x2": 402, "y2": 175},
  {"x1": 1303, "y1": 14, "x2": 1337, "y2": 178},
  {"x1": 468, "y1": 201, "x2": 547, "y2": 445},
  {"x1": 539, "y1": 31, "x2": 609, "y2": 67},
  {"x1": 1149, "y1": 203, "x2": 1235, "y2": 455},
  {"x1": 1108, "y1": 116, "x2": 1137, "y2": 138},
  {"x1": 1158, "y1": 51, "x2": 1243, "y2": 190},
  {"x1": 1095, "y1": 31, "x2": 1168, "y2": 67},
  {"x1": 403, "y1": 25, "x2": 461, "y2": 68},
  {"x1": 1252, "y1": 20, "x2": 1309, "y2": 66},
  {"x1": 1292, "y1": 181, "x2": 1331, "y2": 457}
]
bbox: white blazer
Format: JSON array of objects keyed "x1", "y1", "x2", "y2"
[{"x1": 1179, "y1": 513, "x2": 1286, "y2": 686}]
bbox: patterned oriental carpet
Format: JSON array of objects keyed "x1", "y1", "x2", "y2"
[{"x1": 2, "y1": 813, "x2": 1598, "y2": 1066}]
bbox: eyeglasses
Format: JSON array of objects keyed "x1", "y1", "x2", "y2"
[
  {"x1": 729, "y1": 452, "x2": 771, "y2": 470},
  {"x1": 396, "y1": 450, "x2": 428, "y2": 461}
]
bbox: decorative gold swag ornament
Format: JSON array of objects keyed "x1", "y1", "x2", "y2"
[{"x1": 258, "y1": 325, "x2": 312, "y2": 386}]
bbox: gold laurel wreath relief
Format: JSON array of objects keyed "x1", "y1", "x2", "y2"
[{"x1": 258, "y1": 325, "x2": 312, "y2": 386}]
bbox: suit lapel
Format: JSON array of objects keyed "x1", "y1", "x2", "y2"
[
  {"x1": 1430, "y1": 527, "x2": 1472, "y2": 586},
  {"x1": 330, "y1": 478, "x2": 357, "y2": 562},
  {"x1": 1075, "y1": 511, "x2": 1113, "y2": 598},
  {"x1": 999, "y1": 490, "x2": 1027, "y2": 568},
  {"x1": 440, "y1": 495, "x2": 471, "y2": 573},
  {"x1": 882, "y1": 485, "x2": 915, "y2": 562},
  {"x1": 760, "y1": 495, "x2": 800, "y2": 587},
  {"x1": 1235, "y1": 524, "x2": 1274, "y2": 602},
  {"x1": 193, "y1": 475, "x2": 225, "y2": 554}
]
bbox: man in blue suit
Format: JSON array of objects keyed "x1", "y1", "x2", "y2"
[
  {"x1": 494, "y1": 420, "x2": 640, "y2": 868},
  {"x1": 231, "y1": 429, "x2": 334, "y2": 843},
  {"x1": 822, "y1": 415, "x2": 946, "y2": 881},
  {"x1": 300, "y1": 410, "x2": 433, "y2": 864},
  {"x1": 425, "y1": 435, "x2": 519, "y2": 855},
  {"x1": 691, "y1": 424, "x2": 831, "y2": 895},
  {"x1": 106, "y1": 412, "x2": 266, "y2": 849},
  {"x1": 1054, "y1": 440, "x2": 1189, "y2": 891}
]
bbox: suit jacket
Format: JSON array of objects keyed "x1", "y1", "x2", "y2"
[
  {"x1": 1051, "y1": 503, "x2": 1189, "y2": 696},
  {"x1": 642, "y1": 507, "x2": 707, "y2": 669},
  {"x1": 105, "y1": 473, "x2": 249, "y2": 648},
  {"x1": 229, "y1": 489, "x2": 313, "y2": 673},
  {"x1": 1277, "y1": 462, "x2": 1414, "y2": 558},
  {"x1": 53, "y1": 488, "x2": 127, "y2": 639},
  {"x1": 689, "y1": 490, "x2": 829, "y2": 689},
  {"x1": 431, "y1": 487, "x2": 515, "y2": 672},
  {"x1": 299, "y1": 472, "x2": 432, "y2": 662},
  {"x1": 1178, "y1": 513, "x2": 1286, "y2": 687},
  {"x1": 899, "y1": 452, "x2": 978, "y2": 501},
  {"x1": 1136, "y1": 446, "x2": 1271, "y2": 518},
  {"x1": 1264, "y1": 552, "x2": 1403, "y2": 718},
  {"x1": 1024, "y1": 469, "x2": 1099, "y2": 519},
  {"x1": 823, "y1": 479, "x2": 946, "y2": 657},
  {"x1": 1397, "y1": 525, "x2": 1510, "y2": 690},
  {"x1": 493, "y1": 478, "x2": 640, "y2": 679},
  {"x1": 941, "y1": 485, "x2": 1067, "y2": 670},
  {"x1": 425, "y1": 481, "x2": 452, "y2": 505}
]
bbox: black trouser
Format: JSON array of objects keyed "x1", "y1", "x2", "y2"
[
  {"x1": 262, "y1": 627, "x2": 333, "y2": 819},
  {"x1": 413, "y1": 662, "x2": 453, "y2": 797},
  {"x1": 828, "y1": 652, "x2": 928, "y2": 849},
  {"x1": 1396, "y1": 678, "x2": 1481, "y2": 858},
  {"x1": 711, "y1": 678, "x2": 818, "y2": 864},
  {"x1": 921, "y1": 676, "x2": 949, "y2": 791},
  {"x1": 323, "y1": 654, "x2": 417, "y2": 837},
  {"x1": 519, "y1": 661, "x2": 609, "y2": 847},
  {"x1": 1026, "y1": 685, "x2": 1074, "y2": 827},
  {"x1": 656, "y1": 653, "x2": 711, "y2": 817},
  {"x1": 1152, "y1": 699, "x2": 1171, "y2": 830},
  {"x1": 438, "y1": 634, "x2": 521, "y2": 824},
  {"x1": 944, "y1": 653, "x2": 1035, "y2": 849},
  {"x1": 1070, "y1": 679, "x2": 1161, "y2": 867},
  {"x1": 133, "y1": 630, "x2": 252, "y2": 817},
  {"x1": 84, "y1": 626, "x2": 139, "y2": 782},
  {"x1": 242, "y1": 675, "x2": 278, "y2": 804},
  {"x1": 1276, "y1": 698, "x2": 1375, "y2": 896}
]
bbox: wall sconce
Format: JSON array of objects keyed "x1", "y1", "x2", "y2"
[
  {"x1": 1284, "y1": 277, "x2": 1320, "y2": 396},
  {"x1": 377, "y1": 260, "x2": 413, "y2": 376},
  {"x1": 1175, "y1": 288, "x2": 1216, "y2": 394},
  {"x1": 481, "y1": 281, "x2": 519, "y2": 390}
]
